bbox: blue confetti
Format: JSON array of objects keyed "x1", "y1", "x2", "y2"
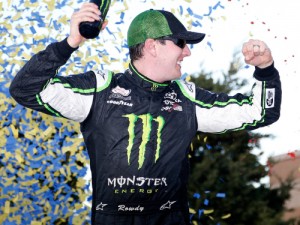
[
  {"x1": 216, "y1": 193, "x2": 226, "y2": 198},
  {"x1": 192, "y1": 20, "x2": 202, "y2": 27},
  {"x1": 206, "y1": 144, "x2": 212, "y2": 150},
  {"x1": 203, "y1": 6, "x2": 213, "y2": 17},
  {"x1": 198, "y1": 209, "x2": 204, "y2": 218},
  {"x1": 179, "y1": 6, "x2": 183, "y2": 15},
  {"x1": 213, "y1": 1, "x2": 225, "y2": 10},
  {"x1": 187, "y1": 7, "x2": 194, "y2": 16},
  {"x1": 115, "y1": 12, "x2": 125, "y2": 24},
  {"x1": 193, "y1": 14, "x2": 203, "y2": 20},
  {"x1": 207, "y1": 41, "x2": 213, "y2": 51},
  {"x1": 193, "y1": 192, "x2": 201, "y2": 199},
  {"x1": 30, "y1": 26, "x2": 37, "y2": 34},
  {"x1": 204, "y1": 199, "x2": 209, "y2": 205}
]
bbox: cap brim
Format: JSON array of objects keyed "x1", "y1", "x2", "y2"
[{"x1": 172, "y1": 31, "x2": 206, "y2": 44}]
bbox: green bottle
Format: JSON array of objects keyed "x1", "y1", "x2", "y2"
[{"x1": 79, "y1": 0, "x2": 111, "y2": 39}]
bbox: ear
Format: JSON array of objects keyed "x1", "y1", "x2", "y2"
[{"x1": 144, "y1": 39, "x2": 157, "y2": 57}]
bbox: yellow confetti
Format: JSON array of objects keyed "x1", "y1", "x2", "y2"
[
  {"x1": 60, "y1": 167, "x2": 66, "y2": 176},
  {"x1": 189, "y1": 208, "x2": 197, "y2": 214},
  {"x1": 41, "y1": 217, "x2": 52, "y2": 224},
  {"x1": 0, "y1": 65, "x2": 4, "y2": 73},
  {"x1": 76, "y1": 177, "x2": 86, "y2": 188},
  {"x1": 44, "y1": 201, "x2": 52, "y2": 212},
  {"x1": 20, "y1": 180, "x2": 39, "y2": 187},
  {"x1": 24, "y1": 133, "x2": 34, "y2": 140},
  {"x1": 4, "y1": 201, "x2": 10, "y2": 214},
  {"x1": 32, "y1": 43, "x2": 46, "y2": 54},
  {"x1": 31, "y1": 221, "x2": 43, "y2": 225},
  {"x1": 43, "y1": 126, "x2": 55, "y2": 140},
  {"x1": 66, "y1": 165, "x2": 71, "y2": 176},
  {"x1": 33, "y1": 34, "x2": 47, "y2": 41},
  {"x1": 21, "y1": 52, "x2": 33, "y2": 60},
  {"x1": 25, "y1": 167, "x2": 34, "y2": 176},
  {"x1": 2, "y1": 177, "x2": 13, "y2": 187},
  {"x1": 10, "y1": 124, "x2": 18, "y2": 138},
  {"x1": 54, "y1": 189, "x2": 62, "y2": 200},
  {"x1": 204, "y1": 209, "x2": 214, "y2": 214},
  {"x1": 54, "y1": 205, "x2": 59, "y2": 215},
  {"x1": 71, "y1": 214, "x2": 85, "y2": 224},
  {"x1": 44, "y1": 0, "x2": 56, "y2": 11},
  {"x1": 8, "y1": 46, "x2": 21, "y2": 58},
  {"x1": 186, "y1": 19, "x2": 193, "y2": 30},
  {"x1": 0, "y1": 135, "x2": 7, "y2": 148},
  {"x1": 57, "y1": 15, "x2": 69, "y2": 25},
  {"x1": 0, "y1": 215, "x2": 8, "y2": 223},
  {"x1": 190, "y1": 143, "x2": 194, "y2": 151},
  {"x1": 12, "y1": 215, "x2": 21, "y2": 223},
  {"x1": 35, "y1": 186, "x2": 49, "y2": 196},
  {"x1": 12, "y1": 12, "x2": 23, "y2": 21},
  {"x1": 221, "y1": 213, "x2": 231, "y2": 219},
  {"x1": 221, "y1": 16, "x2": 227, "y2": 21},
  {"x1": 15, "y1": 153, "x2": 24, "y2": 164},
  {"x1": 6, "y1": 164, "x2": 15, "y2": 174},
  {"x1": 62, "y1": 146, "x2": 74, "y2": 155},
  {"x1": 123, "y1": 61, "x2": 129, "y2": 69},
  {"x1": 24, "y1": 0, "x2": 38, "y2": 8},
  {"x1": 54, "y1": 170, "x2": 60, "y2": 177},
  {"x1": 123, "y1": 0, "x2": 128, "y2": 11}
]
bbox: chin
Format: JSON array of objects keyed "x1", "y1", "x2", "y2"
[{"x1": 173, "y1": 74, "x2": 182, "y2": 80}]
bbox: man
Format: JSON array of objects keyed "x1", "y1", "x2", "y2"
[{"x1": 9, "y1": 3, "x2": 281, "y2": 225}]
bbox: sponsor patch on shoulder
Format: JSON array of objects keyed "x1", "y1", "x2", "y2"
[{"x1": 265, "y1": 88, "x2": 275, "y2": 108}]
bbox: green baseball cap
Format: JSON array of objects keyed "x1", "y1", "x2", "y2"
[{"x1": 127, "y1": 9, "x2": 205, "y2": 47}]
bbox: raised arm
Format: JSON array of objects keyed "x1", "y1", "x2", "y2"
[
  {"x1": 194, "y1": 39, "x2": 281, "y2": 133},
  {"x1": 9, "y1": 3, "x2": 108, "y2": 122}
]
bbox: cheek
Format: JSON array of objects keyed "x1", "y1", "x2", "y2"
[
  {"x1": 157, "y1": 48, "x2": 181, "y2": 67},
  {"x1": 157, "y1": 54, "x2": 172, "y2": 67}
]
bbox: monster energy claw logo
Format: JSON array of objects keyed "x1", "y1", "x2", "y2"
[{"x1": 123, "y1": 113, "x2": 165, "y2": 169}]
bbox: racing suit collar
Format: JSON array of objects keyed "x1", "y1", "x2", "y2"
[{"x1": 127, "y1": 63, "x2": 171, "y2": 92}]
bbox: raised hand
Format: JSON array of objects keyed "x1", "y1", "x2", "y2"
[
  {"x1": 67, "y1": 3, "x2": 108, "y2": 48},
  {"x1": 242, "y1": 39, "x2": 273, "y2": 68}
]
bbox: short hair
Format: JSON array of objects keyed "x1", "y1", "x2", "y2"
[
  {"x1": 129, "y1": 39, "x2": 166, "y2": 62},
  {"x1": 129, "y1": 42, "x2": 145, "y2": 62}
]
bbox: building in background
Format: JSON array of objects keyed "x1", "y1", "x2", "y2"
[{"x1": 269, "y1": 151, "x2": 300, "y2": 222}]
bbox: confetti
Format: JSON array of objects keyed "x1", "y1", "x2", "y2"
[
  {"x1": 216, "y1": 192, "x2": 226, "y2": 198},
  {"x1": 207, "y1": 41, "x2": 213, "y2": 51},
  {"x1": 221, "y1": 213, "x2": 231, "y2": 219},
  {"x1": 287, "y1": 151, "x2": 296, "y2": 159},
  {"x1": 193, "y1": 193, "x2": 201, "y2": 199}
]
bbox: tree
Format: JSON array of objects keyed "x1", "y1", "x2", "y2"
[{"x1": 187, "y1": 55, "x2": 293, "y2": 225}]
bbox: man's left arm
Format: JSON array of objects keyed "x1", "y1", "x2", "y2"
[{"x1": 194, "y1": 39, "x2": 281, "y2": 133}]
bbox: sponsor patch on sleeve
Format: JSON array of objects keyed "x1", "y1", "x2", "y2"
[{"x1": 265, "y1": 88, "x2": 275, "y2": 108}]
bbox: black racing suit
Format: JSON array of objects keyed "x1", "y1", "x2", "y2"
[{"x1": 9, "y1": 38, "x2": 282, "y2": 225}]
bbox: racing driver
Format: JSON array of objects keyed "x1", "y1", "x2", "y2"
[{"x1": 9, "y1": 3, "x2": 282, "y2": 225}]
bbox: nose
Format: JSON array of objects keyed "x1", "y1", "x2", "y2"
[{"x1": 182, "y1": 45, "x2": 191, "y2": 57}]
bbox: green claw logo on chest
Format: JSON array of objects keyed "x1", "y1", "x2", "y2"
[{"x1": 123, "y1": 113, "x2": 165, "y2": 169}]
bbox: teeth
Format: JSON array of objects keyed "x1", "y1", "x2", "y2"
[{"x1": 177, "y1": 61, "x2": 182, "y2": 66}]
